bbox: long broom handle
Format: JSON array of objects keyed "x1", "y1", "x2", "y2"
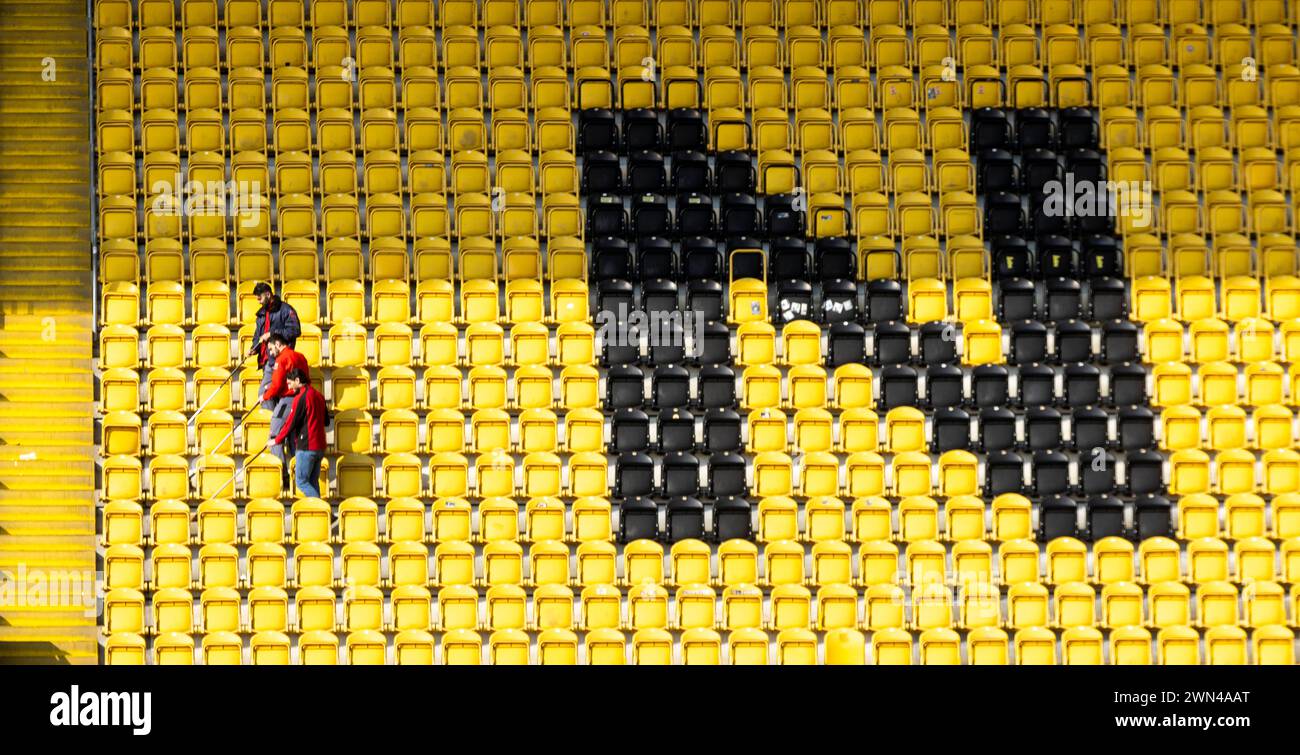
[
  {"x1": 204, "y1": 405, "x2": 257, "y2": 459},
  {"x1": 188, "y1": 344, "x2": 260, "y2": 424},
  {"x1": 206, "y1": 441, "x2": 272, "y2": 500}
]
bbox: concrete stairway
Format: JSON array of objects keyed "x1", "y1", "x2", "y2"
[{"x1": 0, "y1": 0, "x2": 97, "y2": 664}]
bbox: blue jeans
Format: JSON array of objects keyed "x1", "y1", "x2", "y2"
[
  {"x1": 258, "y1": 365, "x2": 275, "y2": 410},
  {"x1": 267, "y1": 395, "x2": 295, "y2": 488},
  {"x1": 295, "y1": 450, "x2": 323, "y2": 499}
]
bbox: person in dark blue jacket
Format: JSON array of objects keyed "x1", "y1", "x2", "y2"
[{"x1": 252, "y1": 282, "x2": 303, "y2": 408}]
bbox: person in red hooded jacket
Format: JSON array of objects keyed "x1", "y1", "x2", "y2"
[
  {"x1": 261, "y1": 333, "x2": 309, "y2": 489},
  {"x1": 271, "y1": 369, "x2": 328, "y2": 498}
]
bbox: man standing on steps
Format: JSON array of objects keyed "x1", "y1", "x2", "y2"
[
  {"x1": 262, "y1": 333, "x2": 310, "y2": 490},
  {"x1": 272, "y1": 369, "x2": 328, "y2": 499},
  {"x1": 252, "y1": 281, "x2": 302, "y2": 403}
]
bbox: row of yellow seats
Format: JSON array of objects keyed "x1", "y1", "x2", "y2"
[
  {"x1": 103, "y1": 621, "x2": 1300, "y2": 665},
  {"x1": 590, "y1": 23, "x2": 1300, "y2": 76},
  {"x1": 100, "y1": 359, "x2": 603, "y2": 414},
  {"x1": 732, "y1": 363, "x2": 879, "y2": 412},
  {"x1": 758, "y1": 493, "x2": 1028, "y2": 543},
  {"x1": 1109, "y1": 134, "x2": 1283, "y2": 188},
  {"x1": 758, "y1": 144, "x2": 976, "y2": 194},
  {"x1": 344, "y1": 406, "x2": 609, "y2": 455},
  {"x1": 94, "y1": 60, "x2": 592, "y2": 114},
  {"x1": 1145, "y1": 317, "x2": 1300, "y2": 363},
  {"x1": 102, "y1": 453, "x2": 314, "y2": 502},
  {"x1": 1111, "y1": 188, "x2": 1296, "y2": 239},
  {"x1": 102, "y1": 575, "x2": 1300, "y2": 640},
  {"x1": 95, "y1": 100, "x2": 577, "y2": 157},
  {"x1": 91, "y1": 0, "x2": 1300, "y2": 38},
  {"x1": 1109, "y1": 142, "x2": 1284, "y2": 194},
  {"x1": 1134, "y1": 275, "x2": 1300, "y2": 324},
  {"x1": 98, "y1": 189, "x2": 582, "y2": 247},
  {"x1": 116, "y1": 19, "x2": 1096, "y2": 78},
  {"x1": 1093, "y1": 61, "x2": 1299, "y2": 110},
  {"x1": 750, "y1": 106, "x2": 973, "y2": 158},
  {"x1": 104, "y1": 400, "x2": 609, "y2": 457},
  {"x1": 102, "y1": 495, "x2": 617, "y2": 548},
  {"x1": 110, "y1": 400, "x2": 607, "y2": 454},
  {"x1": 95, "y1": 60, "x2": 596, "y2": 115},
  {"x1": 850, "y1": 191, "x2": 989, "y2": 240},
  {"x1": 853, "y1": 236, "x2": 999, "y2": 282},
  {"x1": 97, "y1": 235, "x2": 589, "y2": 293},
  {"x1": 102, "y1": 279, "x2": 595, "y2": 330},
  {"x1": 96, "y1": 318, "x2": 598, "y2": 369},
  {"x1": 1150, "y1": 361, "x2": 1300, "y2": 409},
  {"x1": 93, "y1": 0, "x2": 801, "y2": 36},
  {"x1": 741, "y1": 405, "x2": 940, "y2": 454},
  {"x1": 1162, "y1": 447, "x2": 1300, "y2": 498},
  {"x1": 100, "y1": 143, "x2": 577, "y2": 205},
  {"x1": 1126, "y1": 234, "x2": 1300, "y2": 280},
  {"x1": 99, "y1": 536, "x2": 1300, "y2": 597},
  {"x1": 107, "y1": 19, "x2": 1089, "y2": 85},
  {"x1": 100, "y1": 361, "x2": 604, "y2": 415},
  {"x1": 1158, "y1": 403, "x2": 1300, "y2": 452},
  {"x1": 97, "y1": 319, "x2": 600, "y2": 372},
  {"x1": 102, "y1": 447, "x2": 615, "y2": 502},
  {"x1": 1104, "y1": 108, "x2": 1300, "y2": 160},
  {"x1": 1175, "y1": 492, "x2": 1300, "y2": 541},
  {"x1": 97, "y1": 22, "x2": 777, "y2": 75},
  {"x1": 695, "y1": 61, "x2": 994, "y2": 114}
]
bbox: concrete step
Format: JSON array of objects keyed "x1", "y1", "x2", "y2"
[
  {"x1": 0, "y1": 400, "x2": 95, "y2": 417},
  {"x1": 0, "y1": 523, "x2": 96, "y2": 538},
  {"x1": 0, "y1": 258, "x2": 93, "y2": 275},
  {"x1": 0, "y1": 478, "x2": 95, "y2": 493},
  {"x1": 0, "y1": 489, "x2": 96, "y2": 505},
  {"x1": 1, "y1": 612, "x2": 98, "y2": 630},
  {"x1": 0, "y1": 286, "x2": 89, "y2": 304},
  {"x1": 0, "y1": 206, "x2": 91, "y2": 225},
  {"x1": 0, "y1": 268, "x2": 90, "y2": 281},
  {"x1": 0, "y1": 30, "x2": 87, "y2": 45},
  {"x1": 0, "y1": 196, "x2": 88, "y2": 218},
  {"x1": 0, "y1": 312, "x2": 94, "y2": 330},
  {"x1": 0, "y1": 78, "x2": 87, "y2": 94},
  {"x1": 0, "y1": 435, "x2": 96, "y2": 451},
  {"x1": 0, "y1": 553, "x2": 96, "y2": 571},
  {"x1": 0, "y1": 387, "x2": 96, "y2": 404},
  {"x1": 0, "y1": 126, "x2": 89, "y2": 143},
  {"x1": 0, "y1": 532, "x2": 96, "y2": 548},
  {"x1": 0, "y1": 119, "x2": 86, "y2": 134},
  {"x1": 0, "y1": 182, "x2": 87, "y2": 195},
  {"x1": 0, "y1": 442, "x2": 94, "y2": 459},
  {"x1": 0, "y1": 356, "x2": 94, "y2": 372},
  {"x1": 0, "y1": 626, "x2": 98, "y2": 647},
  {"x1": 0, "y1": 244, "x2": 88, "y2": 257},
  {"x1": 0, "y1": 102, "x2": 87, "y2": 115},
  {"x1": 0, "y1": 456, "x2": 95, "y2": 476},
  {"x1": 0, "y1": 301, "x2": 92, "y2": 317},
  {"x1": 0, "y1": 168, "x2": 88, "y2": 184},
  {"x1": 0, "y1": 372, "x2": 94, "y2": 390}
]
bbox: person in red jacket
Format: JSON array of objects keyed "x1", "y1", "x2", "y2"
[
  {"x1": 271, "y1": 369, "x2": 328, "y2": 498},
  {"x1": 261, "y1": 334, "x2": 310, "y2": 488}
]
